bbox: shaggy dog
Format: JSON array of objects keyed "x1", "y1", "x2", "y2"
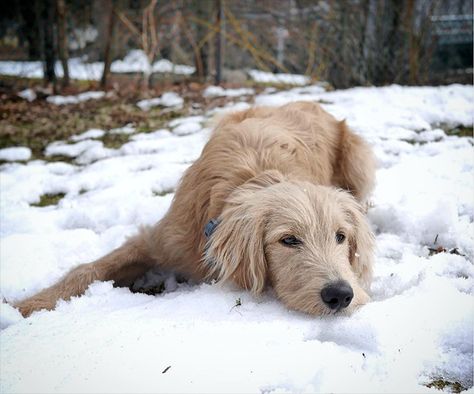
[{"x1": 16, "y1": 101, "x2": 375, "y2": 317}]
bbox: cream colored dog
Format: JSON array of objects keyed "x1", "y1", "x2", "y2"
[{"x1": 16, "y1": 101, "x2": 375, "y2": 317}]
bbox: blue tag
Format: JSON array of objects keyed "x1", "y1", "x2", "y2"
[{"x1": 204, "y1": 219, "x2": 220, "y2": 239}]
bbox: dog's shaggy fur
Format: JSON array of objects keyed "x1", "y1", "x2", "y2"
[{"x1": 16, "y1": 101, "x2": 375, "y2": 317}]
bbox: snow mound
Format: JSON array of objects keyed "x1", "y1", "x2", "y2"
[
  {"x1": 0, "y1": 50, "x2": 194, "y2": 81},
  {"x1": 17, "y1": 88, "x2": 36, "y2": 102},
  {"x1": 70, "y1": 128, "x2": 105, "y2": 141},
  {"x1": 110, "y1": 50, "x2": 195, "y2": 75},
  {"x1": 109, "y1": 124, "x2": 136, "y2": 135},
  {"x1": 46, "y1": 91, "x2": 105, "y2": 105},
  {"x1": 203, "y1": 85, "x2": 255, "y2": 97},
  {"x1": 137, "y1": 92, "x2": 184, "y2": 111},
  {"x1": 248, "y1": 69, "x2": 311, "y2": 85},
  {"x1": 0, "y1": 147, "x2": 32, "y2": 162}
]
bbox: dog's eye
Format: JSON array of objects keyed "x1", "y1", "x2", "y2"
[
  {"x1": 335, "y1": 232, "x2": 346, "y2": 244},
  {"x1": 280, "y1": 236, "x2": 302, "y2": 247}
]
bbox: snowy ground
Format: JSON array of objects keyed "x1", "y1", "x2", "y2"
[
  {"x1": 0, "y1": 50, "x2": 195, "y2": 81},
  {"x1": 0, "y1": 84, "x2": 473, "y2": 393},
  {"x1": 0, "y1": 49, "x2": 312, "y2": 86}
]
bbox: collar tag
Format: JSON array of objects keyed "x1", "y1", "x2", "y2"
[{"x1": 204, "y1": 219, "x2": 220, "y2": 239}]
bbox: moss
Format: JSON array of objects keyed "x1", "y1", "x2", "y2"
[
  {"x1": 31, "y1": 193, "x2": 66, "y2": 207},
  {"x1": 425, "y1": 379, "x2": 466, "y2": 393}
]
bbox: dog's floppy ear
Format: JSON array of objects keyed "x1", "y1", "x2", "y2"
[
  {"x1": 343, "y1": 194, "x2": 375, "y2": 290},
  {"x1": 204, "y1": 170, "x2": 285, "y2": 294}
]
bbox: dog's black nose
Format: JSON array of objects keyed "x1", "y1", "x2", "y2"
[{"x1": 321, "y1": 280, "x2": 354, "y2": 310}]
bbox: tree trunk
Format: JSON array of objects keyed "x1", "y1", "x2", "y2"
[
  {"x1": 101, "y1": 0, "x2": 117, "y2": 89},
  {"x1": 194, "y1": 1, "x2": 210, "y2": 79},
  {"x1": 19, "y1": 0, "x2": 42, "y2": 59},
  {"x1": 56, "y1": 0, "x2": 69, "y2": 87},
  {"x1": 38, "y1": 0, "x2": 57, "y2": 88},
  {"x1": 214, "y1": 0, "x2": 223, "y2": 85},
  {"x1": 384, "y1": 0, "x2": 405, "y2": 83},
  {"x1": 404, "y1": 0, "x2": 418, "y2": 85},
  {"x1": 362, "y1": 0, "x2": 378, "y2": 83}
]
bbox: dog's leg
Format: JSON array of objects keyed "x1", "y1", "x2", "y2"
[{"x1": 15, "y1": 232, "x2": 156, "y2": 317}]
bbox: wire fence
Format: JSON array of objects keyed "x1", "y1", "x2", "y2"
[{"x1": 0, "y1": 0, "x2": 472, "y2": 89}]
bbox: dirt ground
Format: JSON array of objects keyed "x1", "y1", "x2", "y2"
[{"x1": 0, "y1": 76, "x2": 264, "y2": 160}]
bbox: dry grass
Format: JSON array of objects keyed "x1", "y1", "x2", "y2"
[
  {"x1": 425, "y1": 379, "x2": 466, "y2": 393},
  {"x1": 0, "y1": 77, "x2": 263, "y2": 161}
]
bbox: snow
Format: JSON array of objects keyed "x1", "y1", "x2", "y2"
[
  {"x1": 0, "y1": 50, "x2": 319, "y2": 88},
  {"x1": 45, "y1": 139, "x2": 105, "y2": 159},
  {"x1": 136, "y1": 92, "x2": 184, "y2": 111},
  {"x1": 0, "y1": 50, "x2": 194, "y2": 81},
  {"x1": 0, "y1": 58, "x2": 104, "y2": 80},
  {"x1": 203, "y1": 85, "x2": 255, "y2": 97},
  {"x1": 208, "y1": 101, "x2": 252, "y2": 115},
  {"x1": 0, "y1": 147, "x2": 32, "y2": 162},
  {"x1": 110, "y1": 50, "x2": 195, "y2": 75},
  {"x1": 109, "y1": 124, "x2": 136, "y2": 135},
  {"x1": 17, "y1": 88, "x2": 36, "y2": 102},
  {"x1": 70, "y1": 128, "x2": 105, "y2": 141},
  {"x1": 46, "y1": 91, "x2": 105, "y2": 105},
  {"x1": 169, "y1": 116, "x2": 205, "y2": 136},
  {"x1": 248, "y1": 69, "x2": 311, "y2": 85},
  {"x1": 1, "y1": 83, "x2": 473, "y2": 393}
]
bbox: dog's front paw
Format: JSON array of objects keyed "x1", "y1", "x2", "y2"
[{"x1": 14, "y1": 298, "x2": 55, "y2": 318}]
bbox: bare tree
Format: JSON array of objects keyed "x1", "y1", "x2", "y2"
[
  {"x1": 116, "y1": 0, "x2": 173, "y2": 92},
  {"x1": 36, "y1": 0, "x2": 57, "y2": 89},
  {"x1": 214, "y1": 0, "x2": 223, "y2": 85},
  {"x1": 101, "y1": 0, "x2": 117, "y2": 89},
  {"x1": 56, "y1": 0, "x2": 69, "y2": 87}
]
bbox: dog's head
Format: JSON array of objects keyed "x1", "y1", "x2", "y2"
[{"x1": 204, "y1": 171, "x2": 374, "y2": 315}]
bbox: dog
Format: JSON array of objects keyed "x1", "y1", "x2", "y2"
[{"x1": 15, "y1": 101, "x2": 375, "y2": 317}]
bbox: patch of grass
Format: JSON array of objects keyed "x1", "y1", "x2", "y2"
[
  {"x1": 0, "y1": 158, "x2": 27, "y2": 166},
  {"x1": 100, "y1": 133, "x2": 130, "y2": 149},
  {"x1": 137, "y1": 108, "x2": 185, "y2": 132},
  {"x1": 445, "y1": 125, "x2": 473, "y2": 137},
  {"x1": 436, "y1": 124, "x2": 473, "y2": 138},
  {"x1": 0, "y1": 95, "x2": 186, "y2": 159},
  {"x1": 0, "y1": 74, "x2": 94, "y2": 89},
  {"x1": 41, "y1": 154, "x2": 76, "y2": 164},
  {"x1": 425, "y1": 379, "x2": 466, "y2": 393},
  {"x1": 317, "y1": 99, "x2": 334, "y2": 105},
  {"x1": 402, "y1": 124, "x2": 473, "y2": 146},
  {"x1": 152, "y1": 188, "x2": 175, "y2": 197},
  {"x1": 31, "y1": 192, "x2": 65, "y2": 207},
  {"x1": 401, "y1": 138, "x2": 441, "y2": 146}
]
